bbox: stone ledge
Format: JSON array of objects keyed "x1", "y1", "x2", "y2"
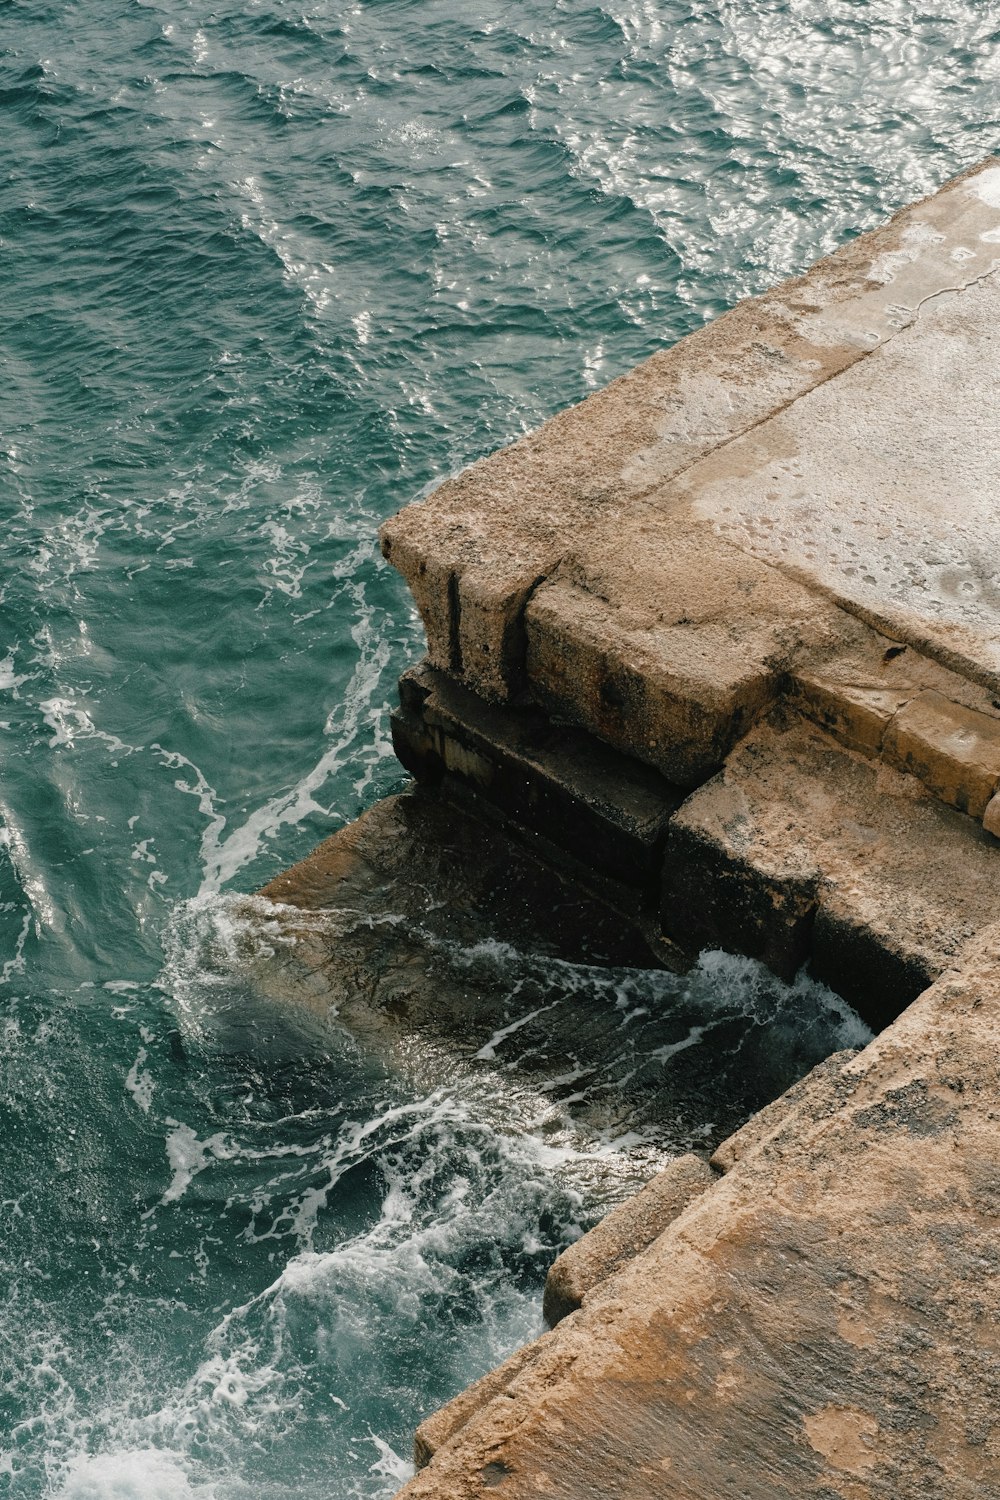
[
  {"x1": 661, "y1": 713, "x2": 999, "y2": 1028},
  {"x1": 381, "y1": 158, "x2": 1000, "y2": 702},
  {"x1": 883, "y1": 689, "x2": 1000, "y2": 819},
  {"x1": 390, "y1": 661, "x2": 683, "y2": 888},
  {"x1": 398, "y1": 927, "x2": 1000, "y2": 1499},
  {"x1": 413, "y1": 1338, "x2": 554, "y2": 1472},
  {"x1": 542, "y1": 1153, "x2": 717, "y2": 1328},
  {"x1": 523, "y1": 521, "x2": 821, "y2": 788},
  {"x1": 330, "y1": 160, "x2": 1000, "y2": 1498},
  {"x1": 792, "y1": 661, "x2": 1000, "y2": 829}
]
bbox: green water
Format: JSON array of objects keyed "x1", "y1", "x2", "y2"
[{"x1": 1, "y1": 1, "x2": 997, "y2": 1494}]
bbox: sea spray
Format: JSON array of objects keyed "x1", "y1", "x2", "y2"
[
  {"x1": 1, "y1": 0, "x2": 993, "y2": 1492},
  {"x1": 3, "y1": 888, "x2": 868, "y2": 1497}
]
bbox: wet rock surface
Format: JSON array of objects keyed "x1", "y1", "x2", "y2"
[
  {"x1": 285, "y1": 162, "x2": 1000, "y2": 1497},
  {"x1": 399, "y1": 931, "x2": 1000, "y2": 1499},
  {"x1": 260, "y1": 787, "x2": 864, "y2": 1168}
]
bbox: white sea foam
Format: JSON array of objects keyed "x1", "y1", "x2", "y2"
[
  {"x1": 39, "y1": 696, "x2": 132, "y2": 755},
  {"x1": 125, "y1": 1046, "x2": 156, "y2": 1113},
  {"x1": 0, "y1": 651, "x2": 29, "y2": 693},
  {"x1": 0, "y1": 880, "x2": 871, "y2": 1500},
  {"x1": 160, "y1": 1122, "x2": 234, "y2": 1204},
  {"x1": 55, "y1": 1449, "x2": 217, "y2": 1500}
]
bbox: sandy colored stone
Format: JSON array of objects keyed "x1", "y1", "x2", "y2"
[
  {"x1": 414, "y1": 1337, "x2": 552, "y2": 1470},
  {"x1": 299, "y1": 159, "x2": 1000, "y2": 1498},
  {"x1": 787, "y1": 632, "x2": 998, "y2": 760},
  {"x1": 789, "y1": 671, "x2": 912, "y2": 757},
  {"x1": 381, "y1": 159, "x2": 1000, "y2": 702},
  {"x1": 524, "y1": 520, "x2": 832, "y2": 786},
  {"x1": 882, "y1": 688, "x2": 1000, "y2": 818},
  {"x1": 661, "y1": 712, "x2": 1000, "y2": 1025},
  {"x1": 683, "y1": 264, "x2": 1000, "y2": 696},
  {"x1": 985, "y1": 789, "x2": 1000, "y2": 838},
  {"x1": 542, "y1": 1154, "x2": 716, "y2": 1327},
  {"x1": 802, "y1": 1405, "x2": 880, "y2": 1475},
  {"x1": 399, "y1": 924, "x2": 1000, "y2": 1500},
  {"x1": 709, "y1": 1050, "x2": 857, "y2": 1173}
]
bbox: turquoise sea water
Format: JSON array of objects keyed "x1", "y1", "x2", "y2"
[{"x1": 1, "y1": 2, "x2": 998, "y2": 1495}]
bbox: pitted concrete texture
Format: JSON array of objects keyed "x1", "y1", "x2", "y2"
[
  {"x1": 399, "y1": 928, "x2": 1000, "y2": 1500},
  {"x1": 381, "y1": 159, "x2": 1000, "y2": 703},
  {"x1": 660, "y1": 711, "x2": 1000, "y2": 1027},
  {"x1": 680, "y1": 263, "x2": 1000, "y2": 689}
]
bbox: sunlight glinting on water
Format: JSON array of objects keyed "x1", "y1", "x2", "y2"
[{"x1": 1, "y1": 0, "x2": 997, "y2": 1493}]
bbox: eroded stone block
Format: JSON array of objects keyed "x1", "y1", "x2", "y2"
[
  {"x1": 883, "y1": 689, "x2": 1000, "y2": 818},
  {"x1": 413, "y1": 1337, "x2": 552, "y2": 1470},
  {"x1": 543, "y1": 1154, "x2": 716, "y2": 1327},
  {"x1": 390, "y1": 662, "x2": 683, "y2": 886},
  {"x1": 984, "y1": 789, "x2": 1000, "y2": 839},
  {"x1": 662, "y1": 792, "x2": 819, "y2": 980},
  {"x1": 660, "y1": 715, "x2": 1000, "y2": 1026},
  {"x1": 788, "y1": 671, "x2": 912, "y2": 756}
]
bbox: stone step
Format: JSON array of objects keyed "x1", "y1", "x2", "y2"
[
  {"x1": 661, "y1": 712, "x2": 1000, "y2": 1027},
  {"x1": 391, "y1": 661, "x2": 683, "y2": 888},
  {"x1": 542, "y1": 1153, "x2": 716, "y2": 1327}
]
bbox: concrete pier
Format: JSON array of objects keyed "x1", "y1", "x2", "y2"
[
  {"x1": 274, "y1": 160, "x2": 1000, "y2": 1496},
  {"x1": 383, "y1": 158, "x2": 1000, "y2": 1035}
]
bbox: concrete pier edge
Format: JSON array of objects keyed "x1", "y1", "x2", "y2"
[{"x1": 274, "y1": 159, "x2": 1000, "y2": 1497}]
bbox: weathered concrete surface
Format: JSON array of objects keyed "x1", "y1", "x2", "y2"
[
  {"x1": 683, "y1": 265, "x2": 1000, "y2": 691},
  {"x1": 542, "y1": 1153, "x2": 716, "y2": 1328},
  {"x1": 661, "y1": 709, "x2": 1000, "y2": 1027},
  {"x1": 525, "y1": 520, "x2": 831, "y2": 787},
  {"x1": 399, "y1": 928, "x2": 1000, "y2": 1500},
  {"x1": 381, "y1": 160, "x2": 1000, "y2": 706},
  {"x1": 381, "y1": 159, "x2": 1000, "y2": 845},
  {"x1": 365, "y1": 159, "x2": 1000, "y2": 1500}
]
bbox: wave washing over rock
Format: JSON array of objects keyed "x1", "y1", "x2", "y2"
[
  {"x1": 1, "y1": 0, "x2": 997, "y2": 1495},
  {"x1": 3, "y1": 890, "x2": 867, "y2": 1499}
]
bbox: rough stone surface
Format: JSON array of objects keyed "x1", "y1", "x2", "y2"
[
  {"x1": 708, "y1": 1049, "x2": 859, "y2": 1173},
  {"x1": 398, "y1": 925, "x2": 1000, "y2": 1500},
  {"x1": 414, "y1": 1338, "x2": 553, "y2": 1471},
  {"x1": 524, "y1": 520, "x2": 830, "y2": 786},
  {"x1": 784, "y1": 634, "x2": 986, "y2": 760},
  {"x1": 382, "y1": 157, "x2": 1000, "y2": 852},
  {"x1": 390, "y1": 662, "x2": 683, "y2": 886},
  {"x1": 381, "y1": 159, "x2": 1000, "y2": 704},
  {"x1": 542, "y1": 1153, "x2": 716, "y2": 1328},
  {"x1": 985, "y1": 789, "x2": 1000, "y2": 839},
  {"x1": 882, "y1": 689, "x2": 1000, "y2": 819},
  {"x1": 684, "y1": 266, "x2": 1000, "y2": 693},
  {"x1": 660, "y1": 712, "x2": 1000, "y2": 1026}
]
